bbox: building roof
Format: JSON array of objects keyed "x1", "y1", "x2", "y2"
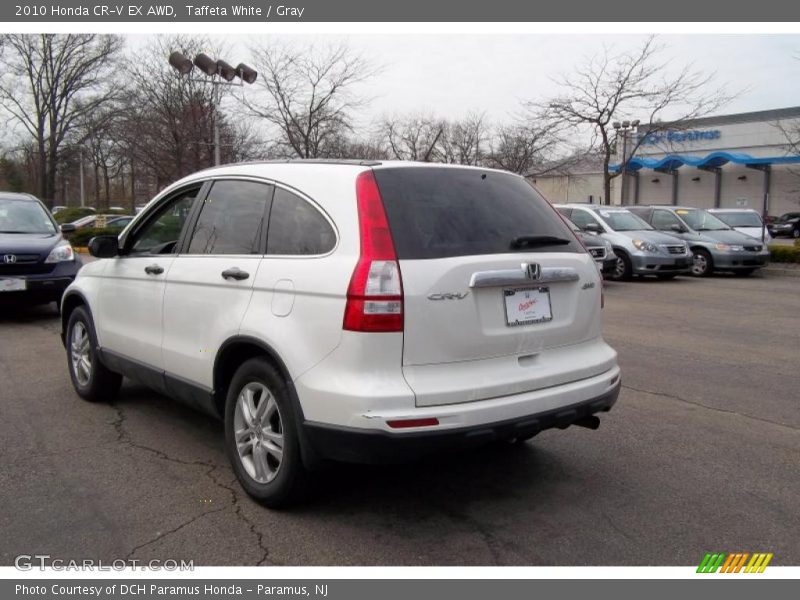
[
  {"x1": 641, "y1": 106, "x2": 800, "y2": 130},
  {"x1": 611, "y1": 151, "x2": 800, "y2": 172}
]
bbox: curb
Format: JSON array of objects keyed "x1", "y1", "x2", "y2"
[{"x1": 761, "y1": 265, "x2": 800, "y2": 278}]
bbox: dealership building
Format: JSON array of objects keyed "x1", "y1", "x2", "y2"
[{"x1": 534, "y1": 106, "x2": 800, "y2": 216}]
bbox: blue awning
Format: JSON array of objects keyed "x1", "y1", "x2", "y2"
[{"x1": 610, "y1": 151, "x2": 800, "y2": 172}]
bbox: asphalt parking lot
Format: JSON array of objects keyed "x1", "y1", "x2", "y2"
[{"x1": 0, "y1": 272, "x2": 798, "y2": 566}]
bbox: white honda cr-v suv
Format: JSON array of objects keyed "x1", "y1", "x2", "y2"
[{"x1": 61, "y1": 160, "x2": 620, "y2": 507}]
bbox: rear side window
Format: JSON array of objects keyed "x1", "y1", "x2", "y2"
[
  {"x1": 267, "y1": 188, "x2": 336, "y2": 255},
  {"x1": 373, "y1": 167, "x2": 581, "y2": 259},
  {"x1": 187, "y1": 180, "x2": 271, "y2": 255}
]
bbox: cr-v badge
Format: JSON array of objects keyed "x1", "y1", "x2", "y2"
[{"x1": 428, "y1": 292, "x2": 469, "y2": 300}]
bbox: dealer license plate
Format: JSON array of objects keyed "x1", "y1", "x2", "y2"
[
  {"x1": 503, "y1": 287, "x2": 552, "y2": 326},
  {"x1": 0, "y1": 278, "x2": 26, "y2": 292}
]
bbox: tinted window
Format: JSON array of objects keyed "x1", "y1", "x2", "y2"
[
  {"x1": 130, "y1": 187, "x2": 199, "y2": 254},
  {"x1": 373, "y1": 168, "x2": 580, "y2": 259},
  {"x1": 187, "y1": 180, "x2": 271, "y2": 255},
  {"x1": 0, "y1": 199, "x2": 56, "y2": 234},
  {"x1": 267, "y1": 188, "x2": 336, "y2": 255}
]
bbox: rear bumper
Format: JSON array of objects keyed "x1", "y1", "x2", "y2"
[{"x1": 302, "y1": 380, "x2": 620, "y2": 464}]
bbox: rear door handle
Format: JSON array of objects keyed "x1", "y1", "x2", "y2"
[
  {"x1": 221, "y1": 267, "x2": 249, "y2": 281},
  {"x1": 144, "y1": 264, "x2": 164, "y2": 275}
]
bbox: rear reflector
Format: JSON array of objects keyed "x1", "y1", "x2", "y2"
[
  {"x1": 386, "y1": 418, "x2": 440, "y2": 429},
  {"x1": 343, "y1": 170, "x2": 404, "y2": 332}
]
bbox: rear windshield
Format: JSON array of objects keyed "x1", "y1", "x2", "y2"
[{"x1": 373, "y1": 167, "x2": 580, "y2": 259}]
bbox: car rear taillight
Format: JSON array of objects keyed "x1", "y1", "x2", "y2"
[{"x1": 343, "y1": 170, "x2": 404, "y2": 332}]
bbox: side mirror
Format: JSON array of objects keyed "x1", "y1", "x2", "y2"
[
  {"x1": 60, "y1": 223, "x2": 76, "y2": 233},
  {"x1": 670, "y1": 224, "x2": 684, "y2": 233},
  {"x1": 88, "y1": 235, "x2": 120, "y2": 258},
  {"x1": 584, "y1": 222, "x2": 602, "y2": 234}
]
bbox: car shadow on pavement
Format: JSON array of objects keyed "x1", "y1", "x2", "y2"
[
  {"x1": 110, "y1": 380, "x2": 567, "y2": 512},
  {"x1": 299, "y1": 439, "x2": 565, "y2": 512},
  {"x1": 0, "y1": 300, "x2": 60, "y2": 323}
]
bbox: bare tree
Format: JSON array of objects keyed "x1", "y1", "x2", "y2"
[
  {"x1": 485, "y1": 119, "x2": 574, "y2": 177},
  {"x1": 439, "y1": 112, "x2": 488, "y2": 165},
  {"x1": 538, "y1": 36, "x2": 732, "y2": 204},
  {"x1": 0, "y1": 34, "x2": 123, "y2": 207},
  {"x1": 242, "y1": 42, "x2": 376, "y2": 159},
  {"x1": 380, "y1": 113, "x2": 446, "y2": 162},
  {"x1": 120, "y1": 35, "x2": 261, "y2": 194}
]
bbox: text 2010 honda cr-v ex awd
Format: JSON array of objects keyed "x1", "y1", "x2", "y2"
[{"x1": 61, "y1": 161, "x2": 620, "y2": 507}]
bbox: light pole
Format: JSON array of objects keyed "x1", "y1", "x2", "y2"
[
  {"x1": 613, "y1": 119, "x2": 640, "y2": 205},
  {"x1": 78, "y1": 147, "x2": 85, "y2": 207},
  {"x1": 168, "y1": 51, "x2": 258, "y2": 166}
]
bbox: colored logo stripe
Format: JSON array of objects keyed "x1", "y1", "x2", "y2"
[
  {"x1": 697, "y1": 553, "x2": 726, "y2": 573},
  {"x1": 697, "y1": 552, "x2": 773, "y2": 573}
]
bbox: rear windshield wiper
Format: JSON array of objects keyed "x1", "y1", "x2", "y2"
[{"x1": 510, "y1": 235, "x2": 572, "y2": 250}]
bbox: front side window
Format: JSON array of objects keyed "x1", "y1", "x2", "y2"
[
  {"x1": 569, "y1": 209, "x2": 598, "y2": 230},
  {"x1": 187, "y1": 180, "x2": 272, "y2": 255},
  {"x1": 130, "y1": 187, "x2": 199, "y2": 254},
  {"x1": 0, "y1": 199, "x2": 56, "y2": 234},
  {"x1": 652, "y1": 210, "x2": 684, "y2": 231},
  {"x1": 266, "y1": 188, "x2": 336, "y2": 256}
]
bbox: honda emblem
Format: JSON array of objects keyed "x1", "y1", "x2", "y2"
[
  {"x1": 524, "y1": 263, "x2": 541, "y2": 281},
  {"x1": 3, "y1": 254, "x2": 17, "y2": 264}
]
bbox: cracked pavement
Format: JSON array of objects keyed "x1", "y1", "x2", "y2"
[{"x1": 0, "y1": 272, "x2": 798, "y2": 565}]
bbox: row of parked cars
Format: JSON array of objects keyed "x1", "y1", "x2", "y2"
[{"x1": 556, "y1": 204, "x2": 772, "y2": 279}]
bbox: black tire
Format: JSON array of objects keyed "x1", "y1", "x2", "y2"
[
  {"x1": 793, "y1": 227, "x2": 800, "y2": 239},
  {"x1": 691, "y1": 248, "x2": 714, "y2": 277},
  {"x1": 66, "y1": 306, "x2": 122, "y2": 403},
  {"x1": 656, "y1": 273, "x2": 679, "y2": 280},
  {"x1": 608, "y1": 251, "x2": 633, "y2": 281},
  {"x1": 224, "y1": 357, "x2": 310, "y2": 508}
]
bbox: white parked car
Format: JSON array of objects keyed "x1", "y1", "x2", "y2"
[
  {"x1": 707, "y1": 208, "x2": 772, "y2": 243},
  {"x1": 60, "y1": 161, "x2": 620, "y2": 506}
]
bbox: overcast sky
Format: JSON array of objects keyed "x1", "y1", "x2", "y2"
[{"x1": 185, "y1": 33, "x2": 800, "y2": 126}]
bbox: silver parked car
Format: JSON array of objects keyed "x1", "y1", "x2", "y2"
[
  {"x1": 555, "y1": 204, "x2": 692, "y2": 281},
  {"x1": 628, "y1": 206, "x2": 770, "y2": 277},
  {"x1": 565, "y1": 218, "x2": 617, "y2": 277}
]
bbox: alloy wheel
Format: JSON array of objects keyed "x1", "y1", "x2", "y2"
[
  {"x1": 70, "y1": 321, "x2": 92, "y2": 386},
  {"x1": 233, "y1": 382, "x2": 284, "y2": 484},
  {"x1": 613, "y1": 257, "x2": 626, "y2": 279},
  {"x1": 692, "y1": 253, "x2": 708, "y2": 276}
]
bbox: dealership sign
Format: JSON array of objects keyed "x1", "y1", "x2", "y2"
[{"x1": 639, "y1": 129, "x2": 721, "y2": 145}]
